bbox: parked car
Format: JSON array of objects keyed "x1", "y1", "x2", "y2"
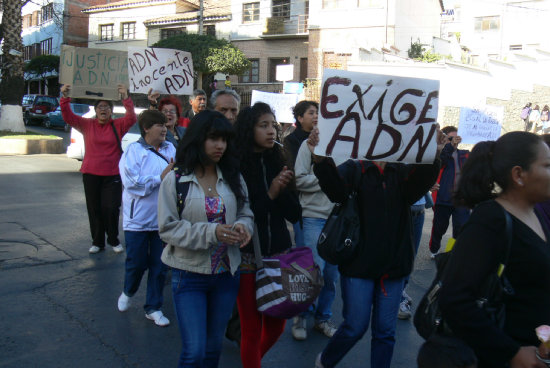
[
  {"x1": 44, "y1": 104, "x2": 91, "y2": 132},
  {"x1": 67, "y1": 106, "x2": 145, "y2": 161},
  {"x1": 22, "y1": 94, "x2": 59, "y2": 125}
]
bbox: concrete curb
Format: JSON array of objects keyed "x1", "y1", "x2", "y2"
[{"x1": 0, "y1": 136, "x2": 63, "y2": 155}]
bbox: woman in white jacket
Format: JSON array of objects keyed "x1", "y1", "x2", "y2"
[
  {"x1": 158, "y1": 110, "x2": 253, "y2": 368},
  {"x1": 117, "y1": 110, "x2": 176, "y2": 327}
]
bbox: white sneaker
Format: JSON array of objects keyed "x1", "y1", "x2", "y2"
[
  {"x1": 146, "y1": 310, "x2": 170, "y2": 327},
  {"x1": 89, "y1": 245, "x2": 101, "y2": 254},
  {"x1": 402, "y1": 290, "x2": 413, "y2": 303},
  {"x1": 292, "y1": 316, "x2": 307, "y2": 341},
  {"x1": 117, "y1": 292, "x2": 131, "y2": 312},
  {"x1": 397, "y1": 299, "x2": 412, "y2": 320},
  {"x1": 112, "y1": 244, "x2": 124, "y2": 253},
  {"x1": 314, "y1": 320, "x2": 337, "y2": 338}
]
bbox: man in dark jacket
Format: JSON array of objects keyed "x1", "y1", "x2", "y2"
[
  {"x1": 429, "y1": 126, "x2": 470, "y2": 257},
  {"x1": 182, "y1": 89, "x2": 207, "y2": 119}
]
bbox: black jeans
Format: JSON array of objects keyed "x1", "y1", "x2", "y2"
[{"x1": 82, "y1": 173, "x2": 122, "y2": 248}]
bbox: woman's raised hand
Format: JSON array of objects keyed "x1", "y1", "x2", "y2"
[
  {"x1": 60, "y1": 84, "x2": 71, "y2": 98},
  {"x1": 148, "y1": 88, "x2": 160, "y2": 107},
  {"x1": 118, "y1": 84, "x2": 129, "y2": 100},
  {"x1": 267, "y1": 166, "x2": 293, "y2": 200},
  {"x1": 435, "y1": 125, "x2": 447, "y2": 157},
  {"x1": 161, "y1": 158, "x2": 174, "y2": 180},
  {"x1": 509, "y1": 346, "x2": 547, "y2": 368},
  {"x1": 307, "y1": 126, "x2": 320, "y2": 154}
]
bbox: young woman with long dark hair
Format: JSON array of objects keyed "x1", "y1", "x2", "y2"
[
  {"x1": 158, "y1": 110, "x2": 253, "y2": 368},
  {"x1": 233, "y1": 102, "x2": 301, "y2": 368},
  {"x1": 439, "y1": 131, "x2": 550, "y2": 367}
]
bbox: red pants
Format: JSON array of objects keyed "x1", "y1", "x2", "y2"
[{"x1": 237, "y1": 273, "x2": 286, "y2": 368}]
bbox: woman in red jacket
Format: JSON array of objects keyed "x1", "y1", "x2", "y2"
[{"x1": 60, "y1": 84, "x2": 136, "y2": 254}]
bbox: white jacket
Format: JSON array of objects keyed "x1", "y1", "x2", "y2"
[
  {"x1": 158, "y1": 167, "x2": 254, "y2": 275},
  {"x1": 294, "y1": 140, "x2": 334, "y2": 219},
  {"x1": 119, "y1": 138, "x2": 176, "y2": 231}
]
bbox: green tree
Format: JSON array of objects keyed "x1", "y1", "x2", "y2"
[
  {"x1": 408, "y1": 40, "x2": 424, "y2": 59},
  {"x1": 24, "y1": 54, "x2": 60, "y2": 80},
  {"x1": 153, "y1": 33, "x2": 250, "y2": 90}
]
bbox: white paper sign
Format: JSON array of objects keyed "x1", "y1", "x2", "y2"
[
  {"x1": 251, "y1": 90, "x2": 300, "y2": 123},
  {"x1": 457, "y1": 106, "x2": 503, "y2": 144},
  {"x1": 315, "y1": 69, "x2": 440, "y2": 163},
  {"x1": 276, "y1": 64, "x2": 294, "y2": 82},
  {"x1": 128, "y1": 47, "x2": 194, "y2": 95}
]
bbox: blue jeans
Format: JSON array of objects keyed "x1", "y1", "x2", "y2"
[
  {"x1": 301, "y1": 217, "x2": 339, "y2": 322},
  {"x1": 123, "y1": 231, "x2": 166, "y2": 313},
  {"x1": 293, "y1": 221, "x2": 305, "y2": 247},
  {"x1": 320, "y1": 276, "x2": 405, "y2": 368},
  {"x1": 172, "y1": 269, "x2": 240, "y2": 368}
]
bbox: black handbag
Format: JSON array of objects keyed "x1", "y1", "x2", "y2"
[
  {"x1": 414, "y1": 204, "x2": 515, "y2": 340},
  {"x1": 316, "y1": 161, "x2": 362, "y2": 266}
]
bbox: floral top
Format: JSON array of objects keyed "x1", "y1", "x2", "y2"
[{"x1": 205, "y1": 196, "x2": 230, "y2": 274}]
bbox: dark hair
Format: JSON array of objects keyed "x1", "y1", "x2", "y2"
[
  {"x1": 534, "y1": 105, "x2": 540, "y2": 111},
  {"x1": 138, "y1": 110, "x2": 166, "y2": 137},
  {"x1": 542, "y1": 134, "x2": 550, "y2": 147},
  {"x1": 292, "y1": 100, "x2": 319, "y2": 128},
  {"x1": 441, "y1": 126, "x2": 458, "y2": 135},
  {"x1": 417, "y1": 335, "x2": 477, "y2": 368},
  {"x1": 159, "y1": 96, "x2": 182, "y2": 118},
  {"x1": 234, "y1": 102, "x2": 287, "y2": 180},
  {"x1": 454, "y1": 131, "x2": 542, "y2": 208},
  {"x1": 93, "y1": 99, "x2": 114, "y2": 111},
  {"x1": 175, "y1": 110, "x2": 243, "y2": 201}
]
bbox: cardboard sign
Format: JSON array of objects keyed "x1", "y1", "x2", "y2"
[
  {"x1": 314, "y1": 69, "x2": 440, "y2": 163},
  {"x1": 59, "y1": 45, "x2": 129, "y2": 100},
  {"x1": 251, "y1": 90, "x2": 300, "y2": 123},
  {"x1": 128, "y1": 47, "x2": 194, "y2": 95},
  {"x1": 458, "y1": 106, "x2": 503, "y2": 144}
]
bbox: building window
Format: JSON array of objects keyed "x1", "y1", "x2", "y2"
[
  {"x1": 40, "y1": 38, "x2": 52, "y2": 55},
  {"x1": 160, "y1": 27, "x2": 186, "y2": 40},
  {"x1": 100, "y1": 24, "x2": 114, "y2": 41},
  {"x1": 41, "y1": 3, "x2": 53, "y2": 22},
  {"x1": 272, "y1": 0, "x2": 290, "y2": 19},
  {"x1": 24, "y1": 45, "x2": 33, "y2": 61},
  {"x1": 243, "y1": 2, "x2": 260, "y2": 23},
  {"x1": 204, "y1": 25, "x2": 216, "y2": 36},
  {"x1": 121, "y1": 22, "x2": 136, "y2": 40},
  {"x1": 322, "y1": 0, "x2": 345, "y2": 9},
  {"x1": 268, "y1": 57, "x2": 289, "y2": 82},
  {"x1": 240, "y1": 59, "x2": 259, "y2": 83},
  {"x1": 509, "y1": 44, "x2": 522, "y2": 51},
  {"x1": 33, "y1": 43, "x2": 41, "y2": 57},
  {"x1": 474, "y1": 16, "x2": 500, "y2": 32}
]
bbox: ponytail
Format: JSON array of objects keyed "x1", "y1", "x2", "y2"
[{"x1": 454, "y1": 141, "x2": 496, "y2": 208}]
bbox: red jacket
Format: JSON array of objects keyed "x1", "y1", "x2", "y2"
[{"x1": 61, "y1": 97, "x2": 136, "y2": 176}]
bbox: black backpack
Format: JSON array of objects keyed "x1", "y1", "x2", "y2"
[
  {"x1": 413, "y1": 204, "x2": 515, "y2": 340},
  {"x1": 174, "y1": 166, "x2": 190, "y2": 218}
]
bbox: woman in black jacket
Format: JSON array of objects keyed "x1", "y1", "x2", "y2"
[
  {"x1": 233, "y1": 102, "x2": 301, "y2": 368},
  {"x1": 439, "y1": 131, "x2": 550, "y2": 368},
  {"x1": 308, "y1": 126, "x2": 445, "y2": 368}
]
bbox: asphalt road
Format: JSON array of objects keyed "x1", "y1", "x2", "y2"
[{"x1": 0, "y1": 154, "x2": 448, "y2": 368}]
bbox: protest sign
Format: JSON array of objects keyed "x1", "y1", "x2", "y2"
[
  {"x1": 251, "y1": 90, "x2": 299, "y2": 123},
  {"x1": 314, "y1": 69, "x2": 440, "y2": 163},
  {"x1": 128, "y1": 47, "x2": 193, "y2": 95},
  {"x1": 59, "y1": 45, "x2": 129, "y2": 100},
  {"x1": 458, "y1": 106, "x2": 503, "y2": 144}
]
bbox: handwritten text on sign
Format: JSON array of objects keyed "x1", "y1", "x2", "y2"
[
  {"x1": 458, "y1": 106, "x2": 503, "y2": 144},
  {"x1": 128, "y1": 47, "x2": 194, "y2": 95},
  {"x1": 59, "y1": 45, "x2": 128, "y2": 100},
  {"x1": 314, "y1": 69, "x2": 440, "y2": 163}
]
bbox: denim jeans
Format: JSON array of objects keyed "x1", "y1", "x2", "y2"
[
  {"x1": 172, "y1": 269, "x2": 240, "y2": 368},
  {"x1": 402, "y1": 209, "x2": 425, "y2": 293},
  {"x1": 123, "y1": 231, "x2": 166, "y2": 313},
  {"x1": 301, "y1": 217, "x2": 339, "y2": 322},
  {"x1": 292, "y1": 221, "x2": 305, "y2": 247},
  {"x1": 320, "y1": 275, "x2": 405, "y2": 368}
]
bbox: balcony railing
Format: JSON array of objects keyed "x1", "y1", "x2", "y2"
[{"x1": 263, "y1": 14, "x2": 309, "y2": 35}]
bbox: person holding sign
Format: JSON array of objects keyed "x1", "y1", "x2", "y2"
[
  {"x1": 233, "y1": 102, "x2": 301, "y2": 368},
  {"x1": 117, "y1": 110, "x2": 175, "y2": 327},
  {"x1": 308, "y1": 125, "x2": 445, "y2": 368},
  {"x1": 60, "y1": 84, "x2": 136, "y2": 254}
]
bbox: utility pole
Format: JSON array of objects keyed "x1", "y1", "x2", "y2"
[{"x1": 198, "y1": 0, "x2": 204, "y2": 35}]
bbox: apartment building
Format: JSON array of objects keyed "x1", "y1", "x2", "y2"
[{"x1": 22, "y1": 0, "x2": 107, "y2": 94}]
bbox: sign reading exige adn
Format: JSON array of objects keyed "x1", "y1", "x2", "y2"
[{"x1": 314, "y1": 69, "x2": 440, "y2": 164}]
